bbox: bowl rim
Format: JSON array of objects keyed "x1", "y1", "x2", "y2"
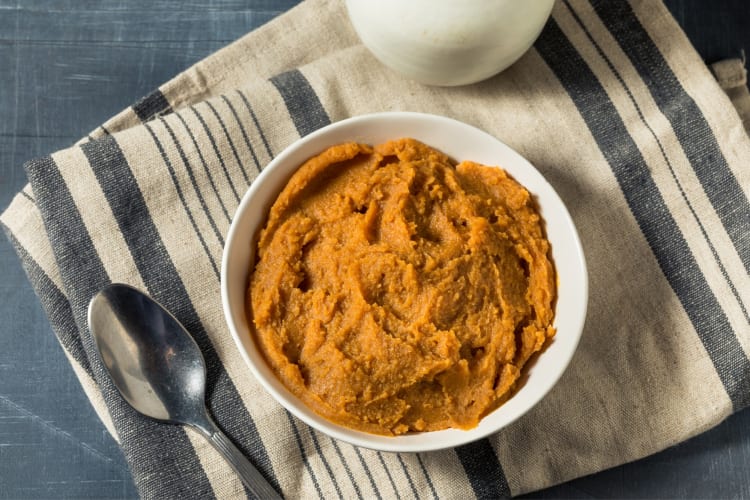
[{"x1": 221, "y1": 111, "x2": 588, "y2": 452}]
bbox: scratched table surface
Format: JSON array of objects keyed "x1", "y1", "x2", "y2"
[{"x1": 1, "y1": 1, "x2": 749, "y2": 498}]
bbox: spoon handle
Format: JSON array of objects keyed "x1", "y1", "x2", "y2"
[{"x1": 196, "y1": 415, "x2": 282, "y2": 499}]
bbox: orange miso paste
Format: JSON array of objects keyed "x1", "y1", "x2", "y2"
[{"x1": 248, "y1": 138, "x2": 555, "y2": 435}]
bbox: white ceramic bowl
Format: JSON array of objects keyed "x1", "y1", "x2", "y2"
[
  {"x1": 345, "y1": 0, "x2": 555, "y2": 86},
  {"x1": 221, "y1": 112, "x2": 587, "y2": 452}
]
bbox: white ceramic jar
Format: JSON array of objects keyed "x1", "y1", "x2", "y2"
[{"x1": 345, "y1": 0, "x2": 555, "y2": 86}]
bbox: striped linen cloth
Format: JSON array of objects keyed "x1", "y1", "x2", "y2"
[{"x1": 2, "y1": 0, "x2": 749, "y2": 497}]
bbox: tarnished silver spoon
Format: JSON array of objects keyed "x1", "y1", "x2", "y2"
[{"x1": 88, "y1": 283, "x2": 280, "y2": 499}]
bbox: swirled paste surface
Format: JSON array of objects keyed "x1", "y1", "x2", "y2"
[{"x1": 249, "y1": 138, "x2": 555, "y2": 435}]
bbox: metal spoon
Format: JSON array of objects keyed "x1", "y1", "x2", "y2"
[{"x1": 87, "y1": 283, "x2": 280, "y2": 499}]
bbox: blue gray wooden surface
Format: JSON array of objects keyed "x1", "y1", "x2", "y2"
[{"x1": 0, "y1": 1, "x2": 748, "y2": 498}]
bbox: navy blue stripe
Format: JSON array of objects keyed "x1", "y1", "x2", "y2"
[
  {"x1": 456, "y1": 440, "x2": 511, "y2": 499},
  {"x1": 79, "y1": 136, "x2": 280, "y2": 494},
  {"x1": 4, "y1": 230, "x2": 94, "y2": 379},
  {"x1": 562, "y1": 1, "x2": 749, "y2": 325},
  {"x1": 236, "y1": 90, "x2": 274, "y2": 162},
  {"x1": 307, "y1": 428, "x2": 344, "y2": 498},
  {"x1": 590, "y1": 0, "x2": 750, "y2": 273},
  {"x1": 284, "y1": 418, "x2": 323, "y2": 500},
  {"x1": 221, "y1": 94, "x2": 262, "y2": 173},
  {"x1": 173, "y1": 112, "x2": 232, "y2": 224},
  {"x1": 190, "y1": 105, "x2": 242, "y2": 203},
  {"x1": 144, "y1": 123, "x2": 221, "y2": 278},
  {"x1": 20, "y1": 190, "x2": 34, "y2": 202},
  {"x1": 132, "y1": 89, "x2": 172, "y2": 122},
  {"x1": 330, "y1": 440, "x2": 363, "y2": 500},
  {"x1": 269, "y1": 69, "x2": 331, "y2": 137},
  {"x1": 536, "y1": 18, "x2": 750, "y2": 409},
  {"x1": 289, "y1": 418, "x2": 324, "y2": 499},
  {"x1": 25, "y1": 155, "x2": 215, "y2": 499},
  {"x1": 376, "y1": 452, "x2": 399, "y2": 497},
  {"x1": 354, "y1": 447, "x2": 382, "y2": 500},
  {"x1": 204, "y1": 100, "x2": 252, "y2": 186},
  {"x1": 416, "y1": 454, "x2": 438, "y2": 499},
  {"x1": 396, "y1": 454, "x2": 420, "y2": 499},
  {"x1": 157, "y1": 117, "x2": 226, "y2": 247}
]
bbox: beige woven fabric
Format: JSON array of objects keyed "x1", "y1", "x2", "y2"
[{"x1": 2, "y1": 0, "x2": 749, "y2": 497}]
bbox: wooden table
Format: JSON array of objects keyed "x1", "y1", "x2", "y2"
[{"x1": 1, "y1": 1, "x2": 748, "y2": 497}]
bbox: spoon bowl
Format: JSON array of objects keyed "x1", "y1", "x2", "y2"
[
  {"x1": 88, "y1": 283, "x2": 280, "y2": 499},
  {"x1": 89, "y1": 284, "x2": 206, "y2": 423}
]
